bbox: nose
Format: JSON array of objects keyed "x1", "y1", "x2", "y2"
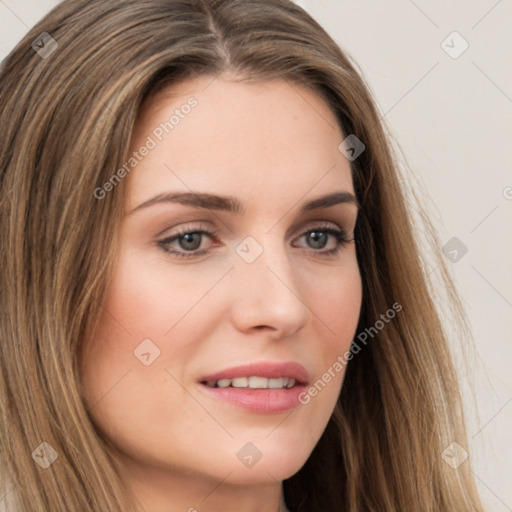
[{"x1": 228, "y1": 237, "x2": 312, "y2": 339}]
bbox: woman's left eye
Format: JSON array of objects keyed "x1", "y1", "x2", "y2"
[{"x1": 158, "y1": 223, "x2": 353, "y2": 259}]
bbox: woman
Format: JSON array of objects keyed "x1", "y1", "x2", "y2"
[{"x1": 0, "y1": 0, "x2": 485, "y2": 511}]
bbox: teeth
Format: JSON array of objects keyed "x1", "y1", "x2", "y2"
[
  {"x1": 268, "y1": 378, "x2": 285, "y2": 388},
  {"x1": 232, "y1": 377, "x2": 248, "y2": 387},
  {"x1": 216, "y1": 379, "x2": 231, "y2": 388},
  {"x1": 204, "y1": 376, "x2": 298, "y2": 389},
  {"x1": 248, "y1": 376, "x2": 267, "y2": 388}
]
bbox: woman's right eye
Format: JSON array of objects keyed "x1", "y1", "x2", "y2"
[{"x1": 159, "y1": 228, "x2": 216, "y2": 259}]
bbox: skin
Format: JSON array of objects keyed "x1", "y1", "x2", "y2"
[{"x1": 79, "y1": 75, "x2": 362, "y2": 512}]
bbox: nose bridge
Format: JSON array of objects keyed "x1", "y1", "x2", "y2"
[{"x1": 229, "y1": 233, "x2": 311, "y2": 335}]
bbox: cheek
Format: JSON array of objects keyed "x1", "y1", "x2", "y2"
[
  {"x1": 288, "y1": 257, "x2": 362, "y2": 414},
  {"x1": 78, "y1": 249, "x2": 226, "y2": 409},
  {"x1": 104, "y1": 248, "x2": 231, "y2": 337},
  {"x1": 77, "y1": 254, "x2": 210, "y2": 460},
  {"x1": 304, "y1": 257, "x2": 362, "y2": 350},
  {"x1": 326, "y1": 273, "x2": 361, "y2": 333}
]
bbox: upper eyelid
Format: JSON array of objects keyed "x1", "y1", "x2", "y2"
[
  {"x1": 160, "y1": 219, "x2": 349, "y2": 240},
  {"x1": 149, "y1": 204, "x2": 358, "y2": 237}
]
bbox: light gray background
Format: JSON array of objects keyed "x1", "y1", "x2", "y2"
[{"x1": 1, "y1": 1, "x2": 511, "y2": 510}]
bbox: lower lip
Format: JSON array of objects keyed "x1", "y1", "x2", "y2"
[{"x1": 198, "y1": 383, "x2": 307, "y2": 414}]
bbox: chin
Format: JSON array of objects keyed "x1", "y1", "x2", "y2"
[
  {"x1": 219, "y1": 436, "x2": 313, "y2": 484},
  {"x1": 217, "y1": 456, "x2": 308, "y2": 485}
]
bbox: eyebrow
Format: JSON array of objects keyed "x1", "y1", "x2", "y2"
[{"x1": 128, "y1": 190, "x2": 359, "y2": 215}]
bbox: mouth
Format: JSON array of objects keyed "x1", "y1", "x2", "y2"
[{"x1": 197, "y1": 361, "x2": 309, "y2": 414}]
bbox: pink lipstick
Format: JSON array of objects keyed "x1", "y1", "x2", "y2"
[{"x1": 197, "y1": 361, "x2": 309, "y2": 414}]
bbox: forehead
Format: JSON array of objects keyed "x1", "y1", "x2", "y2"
[{"x1": 127, "y1": 76, "x2": 354, "y2": 212}]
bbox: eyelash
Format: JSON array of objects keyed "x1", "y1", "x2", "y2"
[{"x1": 158, "y1": 222, "x2": 354, "y2": 260}]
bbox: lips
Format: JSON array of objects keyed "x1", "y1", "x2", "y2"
[{"x1": 197, "y1": 361, "x2": 310, "y2": 414}]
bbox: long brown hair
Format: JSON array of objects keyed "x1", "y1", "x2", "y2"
[{"x1": 0, "y1": 1, "x2": 485, "y2": 510}]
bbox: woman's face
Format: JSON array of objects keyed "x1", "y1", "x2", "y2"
[{"x1": 80, "y1": 75, "x2": 362, "y2": 502}]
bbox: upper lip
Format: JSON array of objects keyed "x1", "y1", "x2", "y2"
[{"x1": 199, "y1": 361, "x2": 309, "y2": 385}]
